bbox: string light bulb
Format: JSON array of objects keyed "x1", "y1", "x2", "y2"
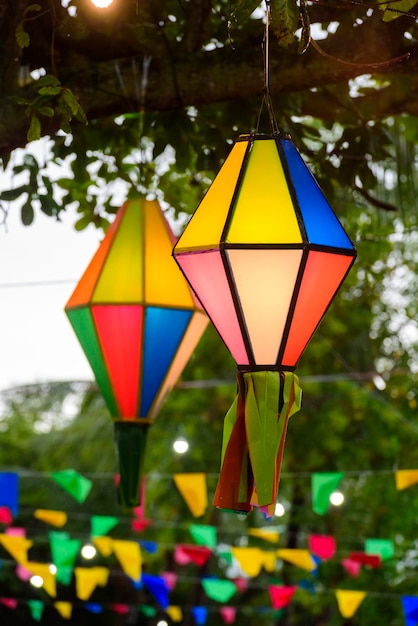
[{"x1": 90, "y1": 0, "x2": 114, "y2": 8}]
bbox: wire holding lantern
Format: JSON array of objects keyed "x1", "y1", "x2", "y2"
[
  {"x1": 65, "y1": 199, "x2": 208, "y2": 507},
  {"x1": 173, "y1": 1, "x2": 356, "y2": 515}
]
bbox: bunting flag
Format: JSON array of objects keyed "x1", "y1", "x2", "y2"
[
  {"x1": 396, "y1": 470, "x2": 418, "y2": 490},
  {"x1": 112, "y1": 539, "x2": 142, "y2": 581},
  {"x1": 348, "y1": 552, "x2": 381, "y2": 568},
  {"x1": 192, "y1": 606, "x2": 209, "y2": 625},
  {"x1": 0, "y1": 534, "x2": 33, "y2": 564},
  {"x1": 277, "y1": 549, "x2": 317, "y2": 572},
  {"x1": 0, "y1": 472, "x2": 19, "y2": 516},
  {"x1": 161, "y1": 571, "x2": 177, "y2": 591},
  {"x1": 248, "y1": 527, "x2": 280, "y2": 543},
  {"x1": 364, "y1": 538, "x2": 394, "y2": 561},
  {"x1": 308, "y1": 535, "x2": 336, "y2": 560},
  {"x1": 50, "y1": 470, "x2": 92, "y2": 503},
  {"x1": 54, "y1": 601, "x2": 72, "y2": 619},
  {"x1": 202, "y1": 578, "x2": 237, "y2": 603},
  {"x1": 25, "y1": 562, "x2": 56, "y2": 597},
  {"x1": 0, "y1": 506, "x2": 13, "y2": 524},
  {"x1": 231, "y1": 547, "x2": 274, "y2": 577},
  {"x1": 268, "y1": 585, "x2": 297, "y2": 610},
  {"x1": 85, "y1": 603, "x2": 102, "y2": 614},
  {"x1": 93, "y1": 536, "x2": 113, "y2": 557},
  {"x1": 91, "y1": 515, "x2": 119, "y2": 537},
  {"x1": 0, "y1": 598, "x2": 18, "y2": 609},
  {"x1": 311, "y1": 472, "x2": 344, "y2": 515},
  {"x1": 189, "y1": 524, "x2": 217, "y2": 549},
  {"x1": 142, "y1": 573, "x2": 170, "y2": 609},
  {"x1": 74, "y1": 567, "x2": 109, "y2": 601},
  {"x1": 34, "y1": 509, "x2": 67, "y2": 528},
  {"x1": 49, "y1": 531, "x2": 81, "y2": 585},
  {"x1": 166, "y1": 606, "x2": 183, "y2": 622},
  {"x1": 402, "y1": 596, "x2": 418, "y2": 626},
  {"x1": 174, "y1": 545, "x2": 212, "y2": 567},
  {"x1": 341, "y1": 558, "x2": 361, "y2": 577},
  {"x1": 220, "y1": 606, "x2": 237, "y2": 624},
  {"x1": 27, "y1": 599, "x2": 44, "y2": 622},
  {"x1": 335, "y1": 589, "x2": 366, "y2": 618},
  {"x1": 173, "y1": 473, "x2": 208, "y2": 517}
]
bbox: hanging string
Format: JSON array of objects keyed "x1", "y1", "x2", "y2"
[{"x1": 256, "y1": 0, "x2": 280, "y2": 135}]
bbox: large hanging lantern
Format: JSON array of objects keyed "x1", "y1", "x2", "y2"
[
  {"x1": 173, "y1": 133, "x2": 356, "y2": 514},
  {"x1": 65, "y1": 198, "x2": 208, "y2": 506}
]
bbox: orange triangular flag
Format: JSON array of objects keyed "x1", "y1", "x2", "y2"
[
  {"x1": 93, "y1": 536, "x2": 113, "y2": 558},
  {"x1": 173, "y1": 473, "x2": 207, "y2": 517},
  {"x1": 396, "y1": 470, "x2": 418, "y2": 490},
  {"x1": 335, "y1": 590, "x2": 366, "y2": 618},
  {"x1": 166, "y1": 606, "x2": 183, "y2": 622},
  {"x1": 0, "y1": 534, "x2": 33, "y2": 565},
  {"x1": 26, "y1": 563, "x2": 56, "y2": 597},
  {"x1": 277, "y1": 549, "x2": 316, "y2": 572},
  {"x1": 231, "y1": 547, "x2": 264, "y2": 577},
  {"x1": 34, "y1": 509, "x2": 67, "y2": 527},
  {"x1": 74, "y1": 567, "x2": 109, "y2": 601},
  {"x1": 54, "y1": 601, "x2": 72, "y2": 619},
  {"x1": 112, "y1": 540, "x2": 142, "y2": 581}
]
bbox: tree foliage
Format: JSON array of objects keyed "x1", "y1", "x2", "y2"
[{"x1": 1, "y1": 1, "x2": 418, "y2": 227}]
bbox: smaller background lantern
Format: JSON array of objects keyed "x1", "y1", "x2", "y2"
[{"x1": 65, "y1": 198, "x2": 208, "y2": 506}]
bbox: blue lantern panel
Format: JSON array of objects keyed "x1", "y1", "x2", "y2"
[
  {"x1": 140, "y1": 307, "x2": 192, "y2": 416},
  {"x1": 280, "y1": 138, "x2": 354, "y2": 250}
]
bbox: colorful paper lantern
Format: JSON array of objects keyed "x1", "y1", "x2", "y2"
[
  {"x1": 65, "y1": 198, "x2": 208, "y2": 506},
  {"x1": 173, "y1": 133, "x2": 356, "y2": 514}
]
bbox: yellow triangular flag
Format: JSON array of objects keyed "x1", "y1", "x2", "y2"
[
  {"x1": 34, "y1": 509, "x2": 67, "y2": 527},
  {"x1": 93, "y1": 536, "x2": 113, "y2": 558},
  {"x1": 173, "y1": 473, "x2": 207, "y2": 517},
  {"x1": 54, "y1": 601, "x2": 72, "y2": 619},
  {"x1": 260, "y1": 549, "x2": 277, "y2": 573},
  {"x1": 166, "y1": 606, "x2": 183, "y2": 622},
  {"x1": 277, "y1": 549, "x2": 316, "y2": 572},
  {"x1": 112, "y1": 540, "x2": 142, "y2": 581},
  {"x1": 396, "y1": 469, "x2": 418, "y2": 490},
  {"x1": 231, "y1": 547, "x2": 264, "y2": 577},
  {"x1": 74, "y1": 567, "x2": 109, "y2": 601},
  {"x1": 335, "y1": 590, "x2": 366, "y2": 618},
  {"x1": 26, "y1": 563, "x2": 56, "y2": 597},
  {"x1": 0, "y1": 534, "x2": 33, "y2": 565},
  {"x1": 249, "y1": 528, "x2": 280, "y2": 543}
]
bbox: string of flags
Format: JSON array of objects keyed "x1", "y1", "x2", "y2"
[{"x1": 1, "y1": 470, "x2": 418, "y2": 623}]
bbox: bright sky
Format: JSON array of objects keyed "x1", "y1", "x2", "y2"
[{"x1": 0, "y1": 177, "x2": 101, "y2": 392}]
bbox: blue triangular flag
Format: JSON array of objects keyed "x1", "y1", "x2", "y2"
[
  {"x1": 0, "y1": 472, "x2": 19, "y2": 516},
  {"x1": 142, "y1": 574, "x2": 169, "y2": 609}
]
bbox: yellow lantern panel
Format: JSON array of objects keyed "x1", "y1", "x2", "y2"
[
  {"x1": 175, "y1": 141, "x2": 248, "y2": 251},
  {"x1": 226, "y1": 139, "x2": 303, "y2": 245}
]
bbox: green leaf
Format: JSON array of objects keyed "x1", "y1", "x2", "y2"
[
  {"x1": 35, "y1": 75, "x2": 61, "y2": 88},
  {"x1": 0, "y1": 186, "x2": 29, "y2": 201},
  {"x1": 27, "y1": 115, "x2": 41, "y2": 142},
  {"x1": 38, "y1": 106, "x2": 55, "y2": 118},
  {"x1": 23, "y1": 3, "x2": 41, "y2": 17},
  {"x1": 381, "y1": 0, "x2": 417, "y2": 21},
  {"x1": 15, "y1": 23, "x2": 30, "y2": 49},
  {"x1": 21, "y1": 200, "x2": 35, "y2": 226},
  {"x1": 61, "y1": 89, "x2": 80, "y2": 117},
  {"x1": 38, "y1": 86, "x2": 62, "y2": 97},
  {"x1": 270, "y1": 0, "x2": 299, "y2": 47}
]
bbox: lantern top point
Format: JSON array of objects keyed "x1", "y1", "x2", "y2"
[{"x1": 237, "y1": 132, "x2": 292, "y2": 143}]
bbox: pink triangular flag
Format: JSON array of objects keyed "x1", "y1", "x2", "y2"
[
  {"x1": 268, "y1": 585, "x2": 296, "y2": 610},
  {"x1": 220, "y1": 606, "x2": 236, "y2": 624},
  {"x1": 161, "y1": 571, "x2": 177, "y2": 590},
  {"x1": 0, "y1": 507, "x2": 13, "y2": 525},
  {"x1": 309, "y1": 535, "x2": 336, "y2": 560},
  {"x1": 342, "y1": 558, "x2": 361, "y2": 577}
]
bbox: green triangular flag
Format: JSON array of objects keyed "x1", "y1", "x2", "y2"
[
  {"x1": 51, "y1": 469, "x2": 92, "y2": 503},
  {"x1": 202, "y1": 579, "x2": 237, "y2": 603},
  {"x1": 28, "y1": 600, "x2": 44, "y2": 622},
  {"x1": 139, "y1": 606, "x2": 157, "y2": 617},
  {"x1": 365, "y1": 538, "x2": 394, "y2": 561},
  {"x1": 91, "y1": 515, "x2": 119, "y2": 537},
  {"x1": 311, "y1": 472, "x2": 344, "y2": 515},
  {"x1": 49, "y1": 531, "x2": 81, "y2": 585},
  {"x1": 189, "y1": 524, "x2": 217, "y2": 549},
  {"x1": 217, "y1": 548, "x2": 233, "y2": 567}
]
